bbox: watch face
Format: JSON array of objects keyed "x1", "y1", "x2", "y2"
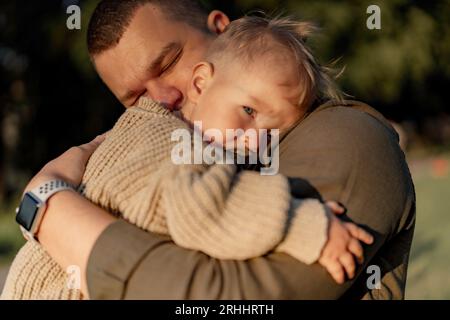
[{"x1": 16, "y1": 193, "x2": 40, "y2": 231}]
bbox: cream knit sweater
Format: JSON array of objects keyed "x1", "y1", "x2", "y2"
[{"x1": 1, "y1": 98, "x2": 329, "y2": 300}]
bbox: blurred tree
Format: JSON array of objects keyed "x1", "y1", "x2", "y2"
[
  {"x1": 0, "y1": 0, "x2": 121, "y2": 200},
  {"x1": 224, "y1": 0, "x2": 450, "y2": 121}
]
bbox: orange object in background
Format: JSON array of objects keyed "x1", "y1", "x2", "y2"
[{"x1": 431, "y1": 158, "x2": 449, "y2": 178}]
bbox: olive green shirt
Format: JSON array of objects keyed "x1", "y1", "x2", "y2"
[{"x1": 86, "y1": 100, "x2": 416, "y2": 300}]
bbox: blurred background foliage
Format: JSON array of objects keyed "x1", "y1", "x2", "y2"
[{"x1": 0, "y1": 0, "x2": 449, "y2": 298}]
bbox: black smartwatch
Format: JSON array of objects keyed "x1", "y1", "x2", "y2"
[{"x1": 16, "y1": 180, "x2": 74, "y2": 241}]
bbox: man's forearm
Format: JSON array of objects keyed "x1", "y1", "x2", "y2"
[
  {"x1": 87, "y1": 219, "x2": 355, "y2": 299},
  {"x1": 37, "y1": 189, "x2": 117, "y2": 296}
]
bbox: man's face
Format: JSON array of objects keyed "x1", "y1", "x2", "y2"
[{"x1": 94, "y1": 4, "x2": 217, "y2": 110}]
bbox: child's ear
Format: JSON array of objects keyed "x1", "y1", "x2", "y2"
[{"x1": 187, "y1": 62, "x2": 214, "y2": 104}]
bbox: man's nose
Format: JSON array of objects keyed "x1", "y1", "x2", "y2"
[{"x1": 146, "y1": 82, "x2": 183, "y2": 111}]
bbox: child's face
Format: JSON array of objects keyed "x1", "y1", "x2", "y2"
[{"x1": 182, "y1": 49, "x2": 305, "y2": 151}]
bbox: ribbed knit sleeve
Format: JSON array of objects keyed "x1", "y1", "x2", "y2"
[
  {"x1": 163, "y1": 164, "x2": 289, "y2": 259},
  {"x1": 276, "y1": 199, "x2": 330, "y2": 264},
  {"x1": 162, "y1": 164, "x2": 329, "y2": 263},
  {"x1": 0, "y1": 241, "x2": 82, "y2": 300}
]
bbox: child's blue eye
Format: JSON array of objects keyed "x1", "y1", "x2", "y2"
[{"x1": 243, "y1": 106, "x2": 255, "y2": 116}]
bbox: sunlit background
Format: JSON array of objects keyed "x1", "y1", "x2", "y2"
[{"x1": 0, "y1": 0, "x2": 449, "y2": 299}]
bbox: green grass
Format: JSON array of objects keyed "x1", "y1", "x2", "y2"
[{"x1": 406, "y1": 159, "x2": 450, "y2": 299}]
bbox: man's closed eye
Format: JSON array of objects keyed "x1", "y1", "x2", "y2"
[{"x1": 159, "y1": 49, "x2": 183, "y2": 76}]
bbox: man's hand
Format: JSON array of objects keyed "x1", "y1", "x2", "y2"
[
  {"x1": 319, "y1": 202, "x2": 374, "y2": 284},
  {"x1": 24, "y1": 134, "x2": 106, "y2": 193}
]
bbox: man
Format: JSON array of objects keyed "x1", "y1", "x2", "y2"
[{"x1": 23, "y1": 0, "x2": 415, "y2": 299}]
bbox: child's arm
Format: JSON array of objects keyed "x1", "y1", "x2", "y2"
[
  {"x1": 162, "y1": 163, "x2": 329, "y2": 264},
  {"x1": 163, "y1": 163, "x2": 373, "y2": 283}
]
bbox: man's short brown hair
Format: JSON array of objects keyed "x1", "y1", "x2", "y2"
[{"x1": 87, "y1": 0, "x2": 209, "y2": 56}]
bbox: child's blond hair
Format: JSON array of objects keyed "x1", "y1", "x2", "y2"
[{"x1": 206, "y1": 15, "x2": 344, "y2": 111}]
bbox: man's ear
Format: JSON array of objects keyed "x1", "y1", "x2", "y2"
[
  {"x1": 207, "y1": 10, "x2": 230, "y2": 34},
  {"x1": 187, "y1": 62, "x2": 214, "y2": 103}
]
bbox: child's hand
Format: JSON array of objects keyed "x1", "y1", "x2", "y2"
[{"x1": 318, "y1": 203, "x2": 374, "y2": 284}]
